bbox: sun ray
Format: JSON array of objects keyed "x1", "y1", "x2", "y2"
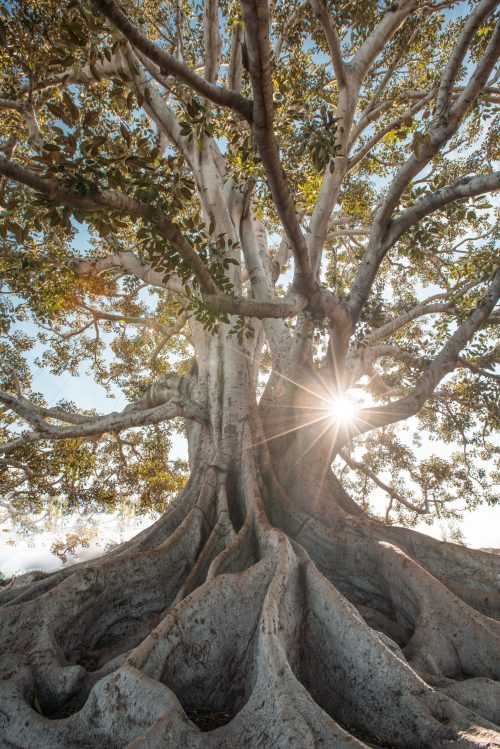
[{"x1": 249, "y1": 411, "x2": 335, "y2": 448}]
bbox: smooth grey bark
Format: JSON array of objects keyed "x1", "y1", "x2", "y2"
[{"x1": 1, "y1": 345, "x2": 500, "y2": 749}]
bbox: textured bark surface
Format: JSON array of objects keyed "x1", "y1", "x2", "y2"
[{"x1": 1, "y1": 382, "x2": 500, "y2": 749}]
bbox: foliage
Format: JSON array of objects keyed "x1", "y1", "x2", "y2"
[{"x1": 0, "y1": 0, "x2": 498, "y2": 544}]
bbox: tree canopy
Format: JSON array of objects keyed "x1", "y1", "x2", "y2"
[{"x1": 0, "y1": 0, "x2": 498, "y2": 541}]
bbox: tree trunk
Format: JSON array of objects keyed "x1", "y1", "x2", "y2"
[{"x1": 1, "y1": 346, "x2": 500, "y2": 748}]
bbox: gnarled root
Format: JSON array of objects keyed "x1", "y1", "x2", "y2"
[{"x1": 1, "y1": 446, "x2": 499, "y2": 748}]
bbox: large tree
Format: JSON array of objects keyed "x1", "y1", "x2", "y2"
[{"x1": 0, "y1": 0, "x2": 500, "y2": 745}]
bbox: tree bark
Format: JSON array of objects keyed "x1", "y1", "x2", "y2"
[{"x1": 1, "y1": 345, "x2": 499, "y2": 749}]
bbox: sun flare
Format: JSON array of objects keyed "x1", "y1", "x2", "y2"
[{"x1": 327, "y1": 396, "x2": 359, "y2": 424}]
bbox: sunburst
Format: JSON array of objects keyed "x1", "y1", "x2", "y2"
[{"x1": 327, "y1": 395, "x2": 359, "y2": 425}]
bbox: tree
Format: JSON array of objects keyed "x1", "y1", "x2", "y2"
[{"x1": 0, "y1": 0, "x2": 499, "y2": 745}]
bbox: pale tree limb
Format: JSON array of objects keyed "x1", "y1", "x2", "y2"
[
  {"x1": 0, "y1": 97, "x2": 43, "y2": 151},
  {"x1": 74, "y1": 248, "x2": 307, "y2": 319},
  {"x1": 239, "y1": 211, "x2": 295, "y2": 361},
  {"x1": 326, "y1": 229, "x2": 370, "y2": 241},
  {"x1": 349, "y1": 0, "x2": 418, "y2": 85},
  {"x1": 90, "y1": 0, "x2": 253, "y2": 120},
  {"x1": 368, "y1": 345, "x2": 430, "y2": 370},
  {"x1": 340, "y1": 451, "x2": 426, "y2": 516},
  {"x1": 367, "y1": 370, "x2": 406, "y2": 399},
  {"x1": 0, "y1": 156, "x2": 218, "y2": 294},
  {"x1": 376, "y1": 9, "x2": 500, "y2": 232},
  {"x1": 348, "y1": 90, "x2": 436, "y2": 170},
  {"x1": 0, "y1": 391, "x2": 96, "y2": 428},
  {"x1": 74, "y1": 250, "x2": 185, "y2": 296},
  {"x1": 349, "y1": 89, "x2": 428, "y2": 149},
  {"x1": 358, "y1": 23, "x2": 423, "y2": 120},
  {"x1": 366, "y1": 343, "x2": 499, "y2": 383},
  {"x1": 434, "y1": 0, "x2": 498, "y2": 118},
  {"x1": 309, "y1": 0, "x2": 346, "y2": 88},
  {"x1": 120, "y1": 47, "x2": 197, "y2": 164},
  {"x1": 385, "y1": 171, "x2": 500, "y2": 248},
  {"x1": 239, "y1": 0, "x2": 315, "y2": 291},
  {"x1": 305, "y1": 0, "x2": 420, "y2": 273},
  {"x1": 348, "y1": 161, "x2": 500, "y2": 324},
  {"x1": 77, "y1": 304, "x2": 188, "y2": 338},
  {"x1": 361, "y1": 300, "x2": 453, "y2": 346},
  {"x1": 0, "y1": 156, "x2": 310, "y2": 319},
  {"x1": 338, "y1": 268, "x2": 500, "y2": 446},
  {"x1": 228, "y1": 23, "x2": 244, "y2": 92},
  {"x1": 22, "y1": 55, "x2": 130, "y2": 96},
  {"x1": 151, "y1": 311, "x2": 192, "y2": 369},
  {"x1": 0, "y1": 393, "x2": 209, "y2": 456},
  {"x1": 203, "y1": 0, "x2": 221, "y2": 85}
]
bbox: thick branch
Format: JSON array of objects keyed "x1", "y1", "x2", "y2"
[
  {"x1": 0, "y1": 394, "x2": 208, "y2": 456},
  {"x1": 348, "y1": 91, "x2": 435, "y2": 170},
  {"x1": 0, "y1": 392, "x2": 95, "y2": 427},
  {"x1": 75, "y1": 249, "x2": 305, "y2": 319},
  {"x1": 435, "y1": 0, "x2": 498, "y2": 117},
  {"x1": 385, "y1": 171, "x2": 500, "y2": 248},
  {"x1": 348, "y1": 163, "x2": 500, "y2": 323},
  {"x1": 340, "y1": 269, "x2": 500, "y2": 445},
  {"x1": 349, "y1": 0, "x2": 417, "y2": 84},
  {"x1": 0, "y1": 156, "x2": 218, "y2": 294},
  {"x1": 204, "y1": 0, "x2": 221, "y2": 85},
  {"x1": 362, "y1": 300, "x2": 453, "y2": 346},
  {"x1": 201, "y1": 292, "x2": 307, "y2": 318},
  {"x1": 228, "y1": 24, "x2": 244, "y2": 92},
  {"x1": 309, "y1": 0, "x2": 346, "y2": 88},
  {"x1": 239, "y1": 0, "x2": 314, "y2": 291},
  {"x1": 91, "y1": 0, "x2": 252, "y2": 119}
]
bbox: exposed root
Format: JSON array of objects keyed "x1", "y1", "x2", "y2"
[{"x1": 1, "y1": 445, "x2": 500, "y2": 748}]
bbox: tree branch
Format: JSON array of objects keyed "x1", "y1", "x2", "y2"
[
  {"x1": 340, "y1": 451, "x2": 426, "y2": 515},
  {"x1": 385, "y1": 171, "x2": 500, "y2": 248},
  {"x1": 74, "y1": 247, "x2": 306, "y2": 319},
  {"x1": 435, "y1": 0, "x2": 498, "y2": 118},
  {"x1": 0, "y1": 393, "x2": 209, "y2": 456},
  {"x1": 340, "y1": 269, "x2": 500, "y2": 445},
  {"x1": 362, "y1": 300, "x2": 452, "y2": 346},
  {"x1": 239, "y1": 0, "x2": 315, "y2": 291},
  {"x1": 0, "y1": 156, "x2": 219, "y2": 294},
  {"x1": 348, "y1": 165, "x2": 500, "y2": 324},
  {"x1": 78, "y1": 303, "x2": 187, "y2": 337},
  {"x1": 91, "y1": 0, "x2": 252, "y2": 120},
  {"x1": 309, "y1": 0, "x2": 346, "y2": 88},
  {"x1": 348, "y1": 90, "x2": 435, "y2": 170},
  {"x1": 204, "y1": 0, "x2": 221, "y2": 85},
  {"x1": 349, "y1": 0, "x2": 417, "y2": 84}
]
